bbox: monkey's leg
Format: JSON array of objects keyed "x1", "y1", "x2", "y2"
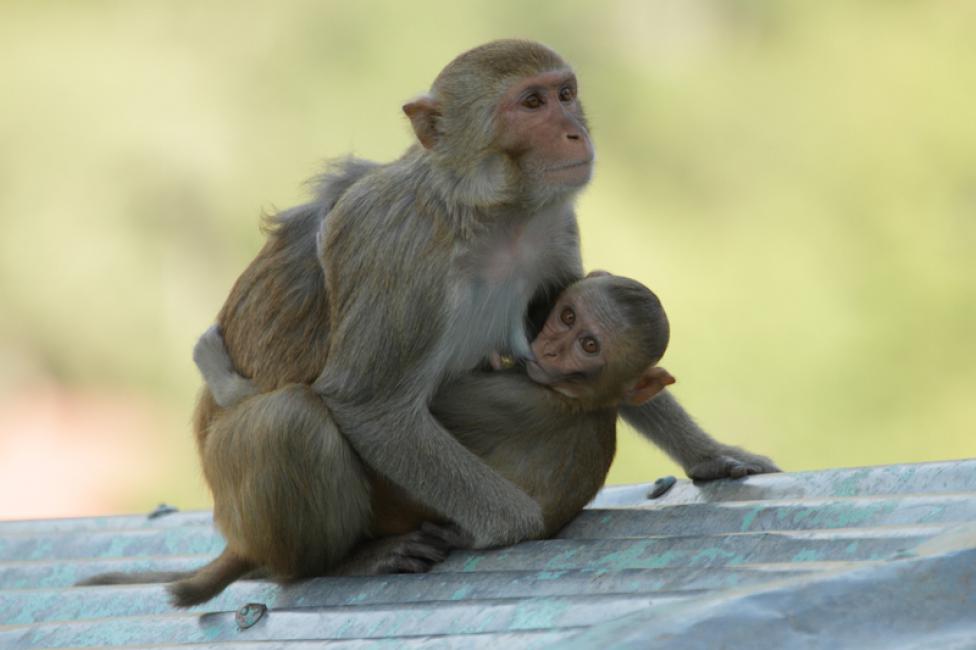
[
  {"x1": 620, "y1": 391, "x2": 780, "y2": 480},
  {"x1": 203, "y1": 385, "x2": 373, "y2": 581}
]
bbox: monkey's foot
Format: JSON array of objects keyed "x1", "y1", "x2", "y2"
[
  {"x1": 686, "y1": 446, "x2": 781, "y2": 481},
  {"x1": 335, "y1": 523, "x2": 471, "y2": 576}
]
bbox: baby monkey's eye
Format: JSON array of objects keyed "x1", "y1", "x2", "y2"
[
  {"x1": 522, "y1": 94, "x2": 543, "y2": 109},
  {"x1": 560, "y1": 307, "x2": 575, "y2": 326},
  {"x1": 559, "y1": 86, "x2": 575, "y2": 102},
  {"x1": 580, "y1": 336, "x2": 599, "y2": 354}
]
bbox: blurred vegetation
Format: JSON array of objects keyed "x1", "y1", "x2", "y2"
[{"x1": 1, "y1": 1, "x2": 973, "y2": 517}]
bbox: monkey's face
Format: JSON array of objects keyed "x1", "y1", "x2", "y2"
[
  {"x1": 495, "y1": 69, "x2": 594, "y2": 189},
  {"x1": 526, "y1": 282, "x2": 612, "y2": 399}
]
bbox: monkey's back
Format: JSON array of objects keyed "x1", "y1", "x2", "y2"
[{"x1": 217, "y1": 206, "x2": 332, "y2": 389}]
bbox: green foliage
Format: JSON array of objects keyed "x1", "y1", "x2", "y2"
[{"x1": 1, "y1": 1, "x2": 973, "y2": 511}]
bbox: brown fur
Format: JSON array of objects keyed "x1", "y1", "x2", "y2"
[
  {"x1": 176, "y1": 276, "x2": 670, "y2": 603},
  {"x1": 162, "y1": 41, "x2": 594, "y2": 606},
  {"x1": 76, "y1": 40, "x2": 778, "y2": 607}
]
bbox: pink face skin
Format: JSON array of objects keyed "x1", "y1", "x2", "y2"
[
  {"x1": 526, "y1": 283, "x2": 610, "y2": 398},
  {"x1": 496, "y1": 69, "x2": 595, "y2": 186}
]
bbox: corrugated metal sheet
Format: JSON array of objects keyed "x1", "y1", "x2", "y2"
[{"x1": 1, "y1": 459, "x2": 975, "y2": 649}]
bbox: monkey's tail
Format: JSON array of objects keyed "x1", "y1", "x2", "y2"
[
  {"x1": 167, "y1": 547, "x2": 256, "y2": 608},
  {"x1": 77, "y1": 570, "x2": 194, "y2": 586}
]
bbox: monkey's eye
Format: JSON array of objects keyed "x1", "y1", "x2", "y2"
[
  {"x1": 559, "y1": 307, "x2": 575, "y2": 326},
  {"x1": 559, "y1": 86, "x2": 576, "y2": 102},
  {"x1": 522, "y1": 94, "x2": 544, "y2": 109},
  {"x1": 580, "y1": 336, "x2": 600, "y2": 354}
]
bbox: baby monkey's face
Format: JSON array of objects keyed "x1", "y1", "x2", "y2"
[
  {"x1": 527, "y1": 280, "x2": 610, "y2": 392},
  {"x1": 526, "y1": 275, "x2": 674, "y2": 408}
]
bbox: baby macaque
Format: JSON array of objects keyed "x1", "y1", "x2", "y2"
[
  {"x1": 412, "y1": 272, "x2": 674, "y2": 535},
  {"x1": 80, "y1": 273, "x2": 672, "y2": 604}
]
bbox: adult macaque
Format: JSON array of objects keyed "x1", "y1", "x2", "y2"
[
  {"x1": 80, "y1": 274, "x2": 675, "y2": 604},
  {"x1": 81, "y1": 40, "x2": 777, "y2": 602},
  {"x1": 212, "y1": 39, "x2": 773, "y2": 554}
]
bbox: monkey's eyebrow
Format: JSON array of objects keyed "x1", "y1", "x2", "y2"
[
  {"x1": 554, "y1": 74, "x2": 578, "y2": 89},
  {"x1": 519, "y1": 85, "x2": 549, "y2": 98},
  {"x1": 521, "y1": 75, "x2": 577, "y2": 97}
]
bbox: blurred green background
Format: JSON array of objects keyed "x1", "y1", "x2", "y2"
[{"x1": 1, "y1": 1, "x2": 973, "y2": 519}]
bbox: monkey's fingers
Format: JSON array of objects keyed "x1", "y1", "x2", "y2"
[
  {"x1": 688, "y1": 451, "x2": 781, "y2": 481},
  {"x1": 378, "y1": 525, "x2": 464, "y2": 574},
  {"x1": 420, "y1": 521, "x2": 475, "y2": 550}
]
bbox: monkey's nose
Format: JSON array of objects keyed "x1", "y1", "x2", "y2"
[
  {"x1": 541, "y1": 344, "x2": 559, "y2": 358},
  {"x1": 566, "y1": 133, "x2": 580, "y2": 141}
]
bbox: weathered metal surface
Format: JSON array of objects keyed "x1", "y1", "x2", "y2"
[
  {"x1": 0, "y1": 458, "x2": 974, "y2": 648},
  {"x1": 560, "y1": 533, "x2": 976, "y2": 650}
]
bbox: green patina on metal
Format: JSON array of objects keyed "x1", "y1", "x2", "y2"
[
  {"x1": 348, "y1": 590, "x2": 369, "y2": 603},
  {"x1": 792, "y1": 549, "x2": 825, "y2": 562},
  {"x1": 790, "y1": 507, "x2": 813, "y2": 525},
  {"x1": 689, "y1": 547, "x2": 742, "y2": 567},
  {"x1": 588, "y1": 540, "x2": 652, "y2": 571},
  {"x1": 542, "y1": 547, "x2": 582, "y2": 571},
  {"x1": 916, "y1": 503, "x2": 949, "y2": 524},
  {"x1": 833, "y1": 469, "x2": 872, "y2": 497},
  {"x1": 27, "y1": 538, "x2": 55, "y2": 562},
  {"x1": 461, "y1": 555, "x2": 484, "y2": 572},
  {"x1": 740, "y1": 505, "x2": 764, "y2": 532},
  {"x1": 821, "y1": 500, "x2": 895, "y2": 529}
]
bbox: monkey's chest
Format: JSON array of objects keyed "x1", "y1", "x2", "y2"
[
  {"x1": 446, "y1": 277, "x2": 535, "y2": 368},
  {"x1": 480, "y1": 231, "x2": 544, "y2": 283},
  {"x1": 447, "y1": 218, "x2": 568, "y2": 369}
]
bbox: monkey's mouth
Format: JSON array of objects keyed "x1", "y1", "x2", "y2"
[
  {"x1": 547, "y1": 159, "x2": 593, "y2": 172},
  {"x1": 525, "y1": 360, "x2": 554, "y2": 385}
]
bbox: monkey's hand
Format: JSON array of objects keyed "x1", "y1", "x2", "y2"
[
  {"x1": 489, "y1": 352, "x2": 516, "y2": 370},
  {"x1": 685, "y1": 446, "x2": 781, "y2": 481}
]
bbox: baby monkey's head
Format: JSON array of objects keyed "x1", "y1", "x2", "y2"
[{"x1": 526, "y1": 272, "x2": 674, "y2": 410}]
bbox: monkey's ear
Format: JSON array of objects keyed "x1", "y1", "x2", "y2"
[
  {"x1": 585, "y1": 269, "x2": 612, "y2": 279},
  {"x1": 403, "y1": 95, "x2": 441, "y2": 149},
  {"x1": 624, "y1": 366, "x2": 676, "y2": 406}
]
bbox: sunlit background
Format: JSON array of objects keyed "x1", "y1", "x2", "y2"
[{"x1": 1, "y1": 1, "x2": 974, "y2": 520}]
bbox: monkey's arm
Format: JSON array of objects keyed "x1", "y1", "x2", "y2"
[
  {"x1": 321, "y1": 389, "x2": 544, "y2": 548},
  {"x1": 315, "y1": 251, "x2": 544, "y2": 548},
  {"x1": 619, "y1": 391, "x2": 780, "y2": 480}
]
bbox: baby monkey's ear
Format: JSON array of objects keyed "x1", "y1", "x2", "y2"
[{"x1": 624, "y1": 366, "x2": 676, "y2": 406}]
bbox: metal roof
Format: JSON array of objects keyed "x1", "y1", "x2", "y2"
[{"x1": 2, "y1": 458, "x2": 975, "y2": 649}]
